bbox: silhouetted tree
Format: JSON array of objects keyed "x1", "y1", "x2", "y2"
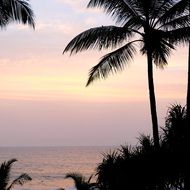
[
  {"x1": 0, "y1": 0, "x2": 35, "y2": 28},
  {"x1": 63, "y1": 0, "x2": 190, "y2": 148},
  {"x1": 162, "y1": 104, "x2": 187, "y2": 190},
  {"x1": 162, "y1": 104, "x2": 187, "y2": 152},
  {"x1": 0, "y1": 159, "x2": 32, "y2": 190},
  {"x1": 96, "y1": 104, "x2": 188, "y2": 190}
]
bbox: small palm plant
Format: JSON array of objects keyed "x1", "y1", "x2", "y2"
[
  {"x1": 162, "y1": 104, "x2": 187, "y2": 151},
  {"x1": 65, "y1": 172, "x2": 97, "y2": 190},
  {"x1": 0, "y1": 159, "x2": 32, "y2": 190}
]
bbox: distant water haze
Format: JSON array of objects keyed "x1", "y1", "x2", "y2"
[
  {"x1": 0, "y1": 0, "x2": 188, "y2": 146},
  {"x1": 0, "y1": 146, "x2": 112, "y2": 190}
]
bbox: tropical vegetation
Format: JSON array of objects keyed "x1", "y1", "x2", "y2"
[
  {"x1": 63, "y1": 0, "x2": 190, "y2": 148},
  {"x1": 0, "y1": 0, "x2": 35, "y2": 28},
  {"x1": 65, "y1": 172, "x2": 97, "y2": 190},
  {"x1": 0, "y1": 0, "x2": 189, "y2": 190},
  {"x1": 62, "y1": 104, "x2": 187, "y2": 190},
  {"x1": 96, "y1": 104, "x2": 187, "y2": 190},
  {"x1": 0, "y1": 159, "x2": 32, "y2": 190}
]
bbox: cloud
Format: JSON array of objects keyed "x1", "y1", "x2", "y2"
[
  {"x1": 56, "y1": 0, "x2": 105, "y2": 14},
  {"x1": 36, "y1": 21, "x2": 76, "y2": 35}
]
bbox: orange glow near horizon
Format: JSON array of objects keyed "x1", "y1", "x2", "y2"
[{"x1": 0, "y1": 45, "x2": 188, "y2": 103}]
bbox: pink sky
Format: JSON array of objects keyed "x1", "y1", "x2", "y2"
[{"x1": 0, "y1": 0, "x2": 188, "y2": 146}]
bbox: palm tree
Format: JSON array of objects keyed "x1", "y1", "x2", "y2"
[
  {"x1": 65, "y1": 172, "x2": 97, "y2": 190},
  {"x1": 63, "y1": 0, "x2": 190, "y2": 148},
  {"x1": 162, "y1": 104, "x2": 187, "y2": 152},
  {"x1": 0, "y1": 0, "x2": 35, "y2": 28},
  {"x1": 0, "y1": 159, "x2": 32, "y2": 190},
  {"x1": 162, "y1": 104, "x2": 187, "y2": 190},
  {"x1": 176, "y1": 0, "x2": 190, "y2": 143},
  {"x1": 163, "y1": 1, "x2": 190, "y2": 189}
]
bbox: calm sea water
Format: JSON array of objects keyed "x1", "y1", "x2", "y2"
[{"x1": 0, "y1": 147, "x2": 112, "y2": 190}]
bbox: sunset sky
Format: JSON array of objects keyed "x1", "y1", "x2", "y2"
[{"x1": 0, "y1": 0, "x2": 188, "y2": 146}]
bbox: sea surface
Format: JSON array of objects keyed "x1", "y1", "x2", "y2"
[{"x1": 0, "y1": 146, "x2": 113, "y2": 190}]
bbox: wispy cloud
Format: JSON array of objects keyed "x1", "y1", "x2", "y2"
[{"x1": 56, "y1": 0, "x2": 107, "y2": 14}]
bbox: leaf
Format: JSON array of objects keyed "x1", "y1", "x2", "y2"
[
  {"x1": 7, "y1": 173, "x2": 32, "y2": 190},
  {"x1": 0, "y1": 159, "x2": 17, "y2": 190},
  {"x1": 86, "y1": 41, "x2": 137, "y2": 86},
  {"x1": 63, "y1": 25, "x2": 133, "y2": 54}
]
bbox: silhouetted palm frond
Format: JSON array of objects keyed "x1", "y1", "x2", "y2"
[
  {"x1": 0, "y1": 159, "x2": 17, "y2": 190},
  {"x1": 162, "y1": 104, "x2": 187, "y2": 152},
  {"x1": 65, "y1": 172, "x2": 97, "y2": 190},
  {"x1": 0, "y1": 159, "x2": 32, "y2": 190},
  {"x1": 7, "y1": 173, "x2": 32, "y2": 190},
  {"x1": 0, "y1": 0, "x2": 35, "y2": 28},
  {"x1": 63, "y1": 26, "x2": 133, "y2": 55},
  {"x1": 86, "y1": 41, "x2": 137, "y2": 86},
  {"x1": 87, "y1": 0, "x2": 143, "y2": 24}
]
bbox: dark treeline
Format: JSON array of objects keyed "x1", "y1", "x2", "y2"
[
  {"x1": 0, "y1": 104, "x2": 188, "y2": 190},
  {"x1": 67, "y1": 104, "x2": 187, "y2": 190},
  {"x1": 96, "y1": 104, "x2": 187, "y2": 190}
]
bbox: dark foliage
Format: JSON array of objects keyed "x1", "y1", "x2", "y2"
[
  {"x1": 0, "y1": 0, "x2": 35, "y2": 28},
  {"x1": 65, "y1": 172, "x2": 97, "y2": 190},
  {"x1": 96, "y1": 104, "x2": 187, "y2": 190},
  {"x1": 0, "y1": 159, "x2": 32, "y2": 190}
]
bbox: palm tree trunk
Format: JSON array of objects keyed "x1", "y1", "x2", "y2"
[
  {"x1": 186, "y1": 43, "x2": 190, "y2": 135},
  {"x1": 184, "y1": 42, "x2": 190, "y2": 190},
  {"x1": 147, "y1": 51, "x2": 160, "y2": 149},
  {"x1": 184, "y1": 4, "x2": 190, "y2": 190}
]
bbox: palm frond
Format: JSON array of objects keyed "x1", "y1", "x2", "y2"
[
  {"x1": 86, "y1": 41, "x2": 137, "y2": 86},
  {"x1": 63, "y1": 26, "x2": 133, "y2": 55},
  {"x1": 138, "y1": 134, "x2": 154, "y2": 150},
  {"x1": 11, "y1": 0, "x2": 35, "y2": 28},
  {"x1": 152, "y1": 40, "x2": 175, "y2": 68},
  {"x1": 118, "y1": 145, "x2": 133, "y2": 159},
  {"x1": 65, "y1": 172, "x2": 85, "y2": 184},
  {"x1": 162, "y1": 104, "x2": 187, "y2": 151},
  {"x1": 87, "y1": 0, "x2": 142, "y2": 24},
  {"x1": 0, "y1": 0, "x2": 35, "y2": 28},
  {"x1": 164, "y1": 27, "x2": 190, "y2": 45},
  {"x1": 0, "y1": 159, "x2": 17, "y2": 190},
  {"x1": 166, "y1": 104, "x2": 186, "y2": 125},
  {"x1": 7, "y1": 173, "x2": 32, "y2": 190},
  {"x1": 149, "y1": 0, "x2": 173, "y2": 26},
  {"x1": 0, "y1": 1, "x2": 9, "y2": 27},
  {"x1": 87, "y1": 174, "x2": 93, "y2": 184},
  {"x1": 123, "y1": 15, "x2": 144, "y2": 30},
  {"x1": 96, "y1": 151, "x2": 118, "y2": 186},
  {"x1": 65, "y1": 172, "x2": 91, "y2": 190},
  {"x1": 159, "y1": 15, "x2": 190, "y2": 30},
  {"x1": 155, "y1": 0, "x2": 189, "y2": 27}
]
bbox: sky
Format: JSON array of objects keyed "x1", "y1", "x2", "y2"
[{"x1": 0, "y1": 0, "x2": 189, "y2": 146}]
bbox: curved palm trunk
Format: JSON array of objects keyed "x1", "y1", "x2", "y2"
[{"x1": 147, "y1": 51, "x2": 160, "y2": 149}]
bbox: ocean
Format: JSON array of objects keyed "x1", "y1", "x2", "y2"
[{"x1": 0, "y1": 146, "x2": 113, "y2": 190}]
